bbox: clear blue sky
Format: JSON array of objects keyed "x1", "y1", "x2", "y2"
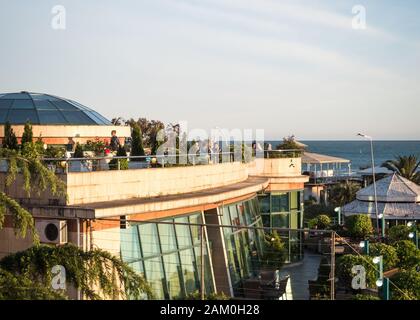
[{"x1": 0, "y1": 0, "x2": 419, "y2": 140}]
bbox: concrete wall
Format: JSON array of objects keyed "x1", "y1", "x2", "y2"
[
  {"x1": 248, "y1": 158, "x2": 302, "y2": 177},
  {"x1": 66, "y1": 162, "x2": 249, "y2": 205}
]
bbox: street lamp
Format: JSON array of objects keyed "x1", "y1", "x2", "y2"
[
  {"x1": 357, "y1": 133, "x2": 383, "y2": 239},
  {"x1": 334, "y1": 207, "x2": 342, "y2": 225}
]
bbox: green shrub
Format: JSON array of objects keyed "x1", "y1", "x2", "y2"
[
  {"x1": 21, "y1": 121, "x2": 33, "y2": 146},
  {"x1": 308, "y1": 215, "x2": 331, "y2": 229},
  {"x1": 391, "y1": 270, "x2": 420, "y2": 300},
  {"x1": 345, "y1": 214, "x2": 373, "y2": 239},
  {"x1": 3, "y1": 121, "x2": 18, "y2": 150},
  {"x1": 353, "y1": 294, "x2": 380, "y2": 300},
  {"x1": 394, "y1": 240, "x2": 420, "y2": 270},
  {"x1": 109, "y1": 146, "x2": 129, "y2": 170},
  {"x1": 369, "y1": 243, "x2": 399, "y2": 271},
  {"x1": 336, "y1": 254, "x2": 376, "y2": 289},
  {"x1": 130, "y1": 123, "x2": 145, "y2": 161},
  {"x1": 388, "y1": 225, "x2": 411, "y2": 243},
  {"x1": 260, "y1": 231, "x2": 287, "y2": 270}
]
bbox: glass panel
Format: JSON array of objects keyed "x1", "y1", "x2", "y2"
[
  {"x1": 179, "y1": 248, "x2": 198, "y2": 295},
  {"x1": 144, "y1": 257, "x2": 165, "y2": 299},
  {"x1": 0, "y1": 109, "x2": 8, "y2": 122},
  {"x1": 7, "y1": 109, "x2": 38, "y2": 124},
  {"x1": 61, "y1": 111, "x2": 94, "y2": 124},
  {"x1": 272, "y1": 213, "x2": 289, "y2": 228},
  {"x1": 120, "y1": 226, "x2": 141, "y2": 263},
  {"x1": 129, "y1": 261, "x2": 144, "y2": 275},
  {"x1": 189, "y1": 213, "x2": 202, "y2": 246},
  {"x1": 162, "y1": 253, "x2": 183, "y2": 299},
  {"x1": 221, "y1": 206, "x2": 232, "y2": 234},
  {"x1": 34, "y1": 99, "x2": 58, "y2": 110},
  {"x1": 174, "y1": 217, "x2": 192, "y2": 249},
  {"x1": 51, "y1": 100, "x2": 78, "y2": 110},
  {"x1": 11, "y1": 99, "x2": 34, "y2": 109},
  {"x1": 158, "y1": 221, "x2": 177, "y2": 253},
  {"x1": 0, "y1": 99, "x2": 13, "y2": 109},
  {"x1": 37, "y1": 110, "x2": 67, "y2": 124},
  {"x1": 138, "y1": 223, "x2": 161, "y2": 258},
  {"x1": 258, "y1": 195, "x2": 270, "y2": 214},
  {"x1": 194, "y1": 246, "x2": 213, "y2": 294},
  {"x1": 2, "y1": 93, "x2": 29, "y2": 99},
  {"x1": 237, "y1": 203, "x2": 246, "y2": 225},
  {"x1": 261, "y1": 214, "x2": 270, "y2": 228},
  {"x1": 271, "y1": 193, "x2": 289, "y2": 212},
  {"x1": 229, "y1": 205, "x2": 240, "y2": 227}
]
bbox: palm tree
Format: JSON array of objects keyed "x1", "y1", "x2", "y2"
[
  {"x1": 329, "y1": 181, "x2": 361, "y2": 207},
  {"x1": 382, "y1": 155, "x2": 420, "y2": 184}
]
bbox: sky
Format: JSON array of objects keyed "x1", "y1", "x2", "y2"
[{"x1": 0, "y1": 0, "x2": 419, "y2": 140}]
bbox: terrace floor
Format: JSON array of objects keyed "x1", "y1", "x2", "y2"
[{"x1": 279, "y1": 251, "x2": 323, "y2": 300}]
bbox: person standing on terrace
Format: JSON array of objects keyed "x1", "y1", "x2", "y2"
[{"x1": 110, "y1": 130, "x2": 120, "y2": 152}]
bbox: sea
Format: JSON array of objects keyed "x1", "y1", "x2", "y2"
[{"x1": 267, "y1": 141, "x2": 420, "y2": 170}]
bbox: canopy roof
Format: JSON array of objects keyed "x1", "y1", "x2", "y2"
[
  {"x1": 342, "y1": 200, "x2": 420, "y2": 220},
  {"x1": 358, "y1": 166, "x2": 394, "y2": 175},
  {"x1": 302, "y1": 152, "x2": 350, "y2": 165},
  {"x1": 356, "y1": 173, "x2": 420, "y2": 202},
  {"x1": 0, "y1": 91, "x2": 112, "y2": 125}
]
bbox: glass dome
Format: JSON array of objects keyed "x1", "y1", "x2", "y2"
[{"x1": 0, "y1": 91, "x2": 112, "y2": 125}]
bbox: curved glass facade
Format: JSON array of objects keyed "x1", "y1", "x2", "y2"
[
  {"x1": 258, "y1": 191, "x2": 304, "y2": 262},
  {"x1": 120, "y1": 212, "x2": 214, "y2": 299},
  {"x1": 220, "y1": 197, "x2": 266, "y2": 292},
  {"x1": 0, "y1": 92, "x2": 112, "y2": 125}
]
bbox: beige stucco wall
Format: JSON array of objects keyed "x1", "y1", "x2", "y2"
[
  {"x1": 248, "y1": 157, "x2": 302, "y2": 177},
  {"x1": 66, "y1": 161, "x2": 249, "y2": 205}
]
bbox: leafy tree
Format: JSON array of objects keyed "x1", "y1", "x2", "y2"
[
  {"x1": 2, "y1": 121, "x2": 18, "y2": 150},
  {"x1": 336, "y1": 254, "x2": 376, "y2": 289},
  {"x1": 394, "y1": 240, "x2": 420, "y2": 270},
  {"x1": 109, "y1": 145, "x2": 128, "y2": 170},
  {"x1": 126, "y1": 118, "x2": 165, "y2": 151},
  {"x1": 388, "y1": 225, "x2": 411, "y2": 243},
  {"x1": 0, "y1": 146, "x2": 66, "y2": 243},
  {"x1": 308, "y1": 215, "x2": 331, "y2": 229},
  {"x1": 382, "y1": 155, "x2": 420, "y2": 184},
  {"x1": 329, "y1": 181, "x2": 361, "y2": 207},
  {"x1": 391, "y1": 270, "x2": 420, "y2": 300},
  {"x1": 369, "y1": 243, "x2": 398, "y2": 271},
  {"x1": 21, "y1": 121, "x2": 33, "y2": 146},
  {"x1": 111, "y1": 117, "x2": 125, "y2": 126},
  {"x1": 345, "y1": 214, "x2": 374, "y2": 239},
  {"x1": 130, "y1": 123, "x2": 145, "y2": 161},
  {"x1": 0, "y1": 244, "x2": 152, "y2": 300},
  {"x1": 260, "y1": 231, "x2": 287, "y2": 269},
  {"x1": 0, "y1": 268, "x2": 66, "y2": 300}
]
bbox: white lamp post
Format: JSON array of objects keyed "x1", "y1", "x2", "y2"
[{"x1": 357, "y1": 133, "x2": 383, "y2": 239}]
